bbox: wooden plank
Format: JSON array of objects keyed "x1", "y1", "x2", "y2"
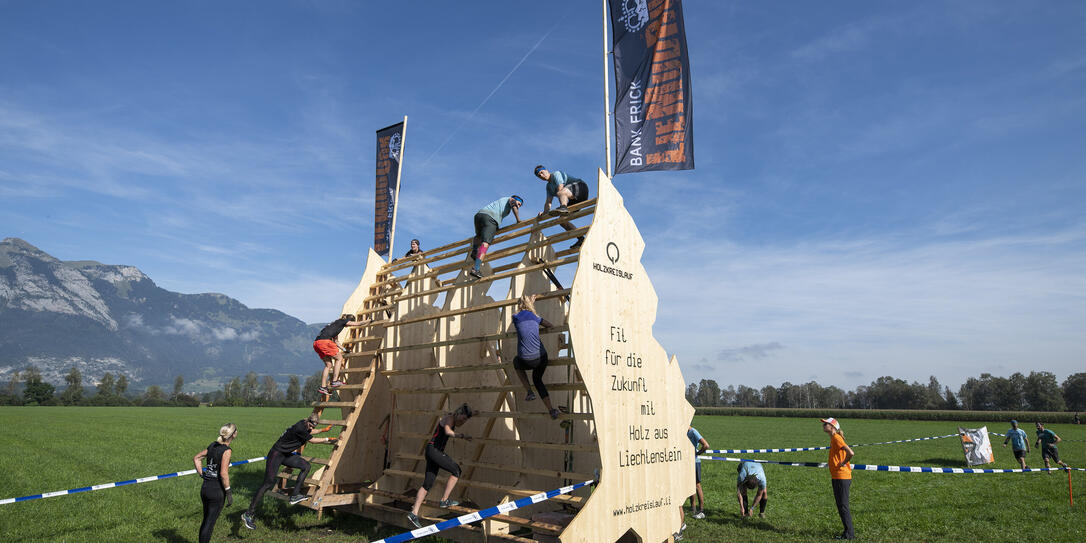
[
  {"x1": 380, "y1": 469, "x2": 585, "y2": 506},
  {"x1": 358, "y1": 487, "x2": 565, "y2": 534},
  {"x1": 311, "y1": 401, "x2": 356, "y2": 408},
  {"x1": 378, "y1": 325, "x2": 570, "y2": 355},
  {"x1": 380, "y1": 357, "x2": 575, "y2": 377},
  {"x1": 396, "y1": 432, "x2": 597, "y2": 452},
  {"x1": 380, "y1": 200, "x2": 597, "y2": 276},
  {"x1": 394, "y1": 453, "x2": 594, "y2": 482},
  {"x1": 371, "y1": 255, "x2": 580, "y2": 310},
  {"x1": 390, "y1": 383, "x2": 586, "y2": 395},
  {"x1": 316, "y1": 419, "x2": 349, "y2": 426},
  {"x1": 383, "y1": 288, "x2": 571, "y2": 329},
  {"x1": 394, "y1": 409, "x2": 592, "y2": 421}
]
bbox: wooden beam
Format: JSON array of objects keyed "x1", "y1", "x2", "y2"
[
  {"x1": 381, "y1": 469, "x2": 586, "y2": 506},
  {"x1": 394, "y1": 453, "x2": 595, "y2": 482},
  {"x1": 396, "y1": 432, "x2": 597, "y2": 452},
  {"x1": 390, "y1": 383, "x2": 586, "y2": 395},
  {"x1": 379, "y1": 325, "x2": 570, "y2": 355},
  {"x1": 380, "y1": 357, "x2": 575, "y2": 377},
  {"x1": 394, "y1": 409, "x2": 592, "y2": 421}
]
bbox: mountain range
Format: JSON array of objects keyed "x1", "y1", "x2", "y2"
[{"x1": 0, "y1": 237, "x2": 323, "y2": 390}]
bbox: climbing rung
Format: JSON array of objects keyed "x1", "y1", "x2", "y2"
[
  {"x1": 380, "y1": 357, "x2": 575, "y2": 377},
  {"x1": 311, "y1": 401, "x2": 356, "y2": 408},
  {"x1": 344, "y1": 349, "x2": 379, "y2": 360},
  {"x1": 300, "y1": 456, "x2": 330, "y2": 465},
  {"x1": 317, "y1": 419, "x2": 349, "y2": 426},
  {"x1": 381, "y1": 469, "x2": 586, "y2": 506},
  {"x1": 395, "y1": 409, "x2": 592, "y2": 421},
  {"x1": 276, "y1": 472, "x2": 322, "y2": 487},
  {"x1": 357, "y1": 487, "x2": 565, "y2": 535},
  {"x1": 396, "y1": 432, "x2": 596, "y2": 452},
  {"x1": 332, "y1": 383, "x2": 367, "y2": 391},
  {"x1": 394, "y1": 453, "x2": 594, "y2": 481},
  {"x1": 390, "y1": 383, "x2": 586, "y2": 395},
  {"x1": 342, "y1": 335, "x2": 382, "y2": 346},
  {"x1": 339, "y1": 367, "x2": 372, "y2": 375},
  {"x1": 379, "y1": 325, "x2": 569, "y2": 354}
]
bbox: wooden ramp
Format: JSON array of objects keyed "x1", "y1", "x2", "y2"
[{"x1": 299, "y1": 171, "x2": 693, "y2": 542}]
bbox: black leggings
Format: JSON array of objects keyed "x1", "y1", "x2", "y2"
[
  {"x1": 247, "y1": 449, "x2": 311, "y2": 515},
  {"x1": 832, "y1": 478, "x2": 854, "y2": 538},
  {"x1": 199, "y1": 482, "x2": 224, "y2": 543},
  {"x1": 423, "y1": 444, "x2": 461, "y2": 491},
  {"x1": 515, "y1": 349, "x2": 550, "y2": 399}
]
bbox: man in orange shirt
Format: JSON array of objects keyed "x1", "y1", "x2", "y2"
[{"x1": 821, "y1": 417, "x2": 855, "y2": 540}]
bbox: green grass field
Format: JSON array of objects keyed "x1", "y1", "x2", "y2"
[{"x1": 1, "y1": 407, "x2": 1083, "y2": 542}]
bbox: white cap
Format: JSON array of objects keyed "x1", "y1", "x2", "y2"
[{"x1": 820, "y1": 417, "x2": 840, "y2": 430}]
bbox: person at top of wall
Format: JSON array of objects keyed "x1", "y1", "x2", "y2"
[
  {"x1": 534, "y1": 164, "x2": 590, "y2": 250},
  {"x1": 511, "y1": 294, "x2": 560, "y2": 420},
  {"x1": 393, "y1": 238, "x2": 423, "y2": 263},
  {"x1": 406, "y1": 403, "x2": 477, "y2": 529},
  {"x1": 468, "y1": 195, "x2": 522, "y2": 280}
]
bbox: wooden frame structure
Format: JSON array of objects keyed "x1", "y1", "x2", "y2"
[{"x1": 280, "y1": 171, "x2": 693, "y2": 542}]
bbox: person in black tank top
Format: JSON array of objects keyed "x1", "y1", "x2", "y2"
[
  {"x1": 193, "y1": 423, "x2": 237, "y2": 543},
  {"x1": 406, "y1": 403, "x2": 477, "y2": 528}
]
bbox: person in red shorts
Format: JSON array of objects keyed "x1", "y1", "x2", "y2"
[{"x1": 313, "y1": 313, "x2": 368, "y2": 395}]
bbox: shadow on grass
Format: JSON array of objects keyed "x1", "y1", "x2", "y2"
[
  {"x1": 709, "y1": 512, "x2": 804, "y2": 536},
  {"x1": 151, "y1": 528, "x2": 189, "y2": 543},
  {"x1": 915, "y1": 458, "x2": 969, "y2": 468}
]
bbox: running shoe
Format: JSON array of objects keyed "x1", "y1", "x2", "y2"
[
  {"x1": 549, "y1": 408, "x2": 560, "y2": 420},
  {"x1": 439, "y1": 499, "x2": 459, "y2": 508},
  {"x1": 525, "y1": 391, "x2": 536, "y2": 401},
  {"x1": 317, "y1": 386, "x2": 329, "y2": 395},
  {"x1": 289, "y1": 494, "x2": 307, "y2": 505},
  {"x1": 692, "y1": 510, "x2": 705, "y2": 519},
  {"x1": 406, "y1": 512, "x2": 422, "y2": 529},
  {"x1": 468, "y1": 269, "x2": 484, "y2": 279},
  {"x1": 555, "y1": 205, "x2": 569, "y2": 214},
  {"x1": 330, "y1": 380, "x2": 344, "y2": 388},
  {"x1": 241, "y1": 512, "x2": 255, "y2": 530}
]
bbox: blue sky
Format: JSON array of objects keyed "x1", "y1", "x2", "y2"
[{"x1": 2, "y1": 1, "x2": 1084, "y2": 391}]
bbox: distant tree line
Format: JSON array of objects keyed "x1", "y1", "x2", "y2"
[
  {"x1": 0, "y1": 365, "x2": 322, "y2": 408},
  {"x1": 685, "y1": 371, "x2": 1086, "y2": 413}
]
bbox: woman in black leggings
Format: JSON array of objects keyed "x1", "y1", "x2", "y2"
[
  {"x1": 193, "y1": 423, "x2": 237, "y2": 543},
  {"x1": 406, "y1": 403, "x2": 476, "y2": 528}
]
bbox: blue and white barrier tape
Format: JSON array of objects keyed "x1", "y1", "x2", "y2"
[
  {"x1": 0, "y1": 456, "x2": 266, "y2": 505},
  {"x1": 706, "y1": 433, "x2": 960, "y2": 454},
  {"x1": 699, "y1": 455, "x2": 1086, "y2": 473},
  {"x1": 373, "y1": 479, "x2": 594, "y2": 543}
]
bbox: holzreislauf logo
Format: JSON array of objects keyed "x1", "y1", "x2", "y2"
[
  {"x1": 618, "y1": 0, "x2": 650, "y2": 33},
  {"x1": 388, "y1": 133, "x2": 401, "y2": 162},
  {"x1": 606, "y1": 242, "x2": 620, "y2": 265},
  {"x1": 594, "y1": 240, "x2": 633, "y2": 280}
]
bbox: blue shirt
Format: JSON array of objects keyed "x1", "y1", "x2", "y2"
[
  {"x1": 546, "y1": 170, "x2": 568, "y2": 200},
  {"x1": 1006, "y1": 428, "x2": 1027, "y2": 451},
  {"x1": 479, "y1": 197, "x2": 515, "y2": 224},
  {"x1": 737, "y1": 461, "x2": 767, "y2": 489},
  {"x1": 512, "y1": 310, "x2": 543, "y2": 359},
  {"x1": 688, "y1": 427, "x2": 704, "y2": 464}
]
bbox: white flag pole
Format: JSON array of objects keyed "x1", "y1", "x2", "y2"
[
  {"x1": 387, "y1": 115, "x2": 407, "y2": 263},
  {"x1": 603, "y1": 0, "x2": 613, "y2": 177}
]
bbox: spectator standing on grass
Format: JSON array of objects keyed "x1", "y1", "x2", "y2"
[
  {"x1": 468, "y1": 195, "x2": 523, "y2": 279},
  {"x1": 687, "y1": 426, "x2": 709, "y2": 518},
  {"x1": 1002, "y1": 420, "x2": 1030, "y2": 470},
  {"x1": 242, "y1": 413, "x2": 336, "y2": 530},
  {"x1": 822, "y1": 417, "x2": 855, "y2": 540},
  {"x1": 534, "y1": 165, "x2": 590, "y2": 249},
  {"x1": 1034, "y1": 422, "x2": 1070, "y2": 470},
  {"x1": 192, "y1": 423, "x2": 236, "y2": 543},
  {"x1": 736, "y1": 461, "x2": 768, "y2": 518}
]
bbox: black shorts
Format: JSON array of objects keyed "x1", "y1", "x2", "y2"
[
  {"x1": 568, "y1": 181, "x2": 588, "y2": 204},
  {"x1": 474, "y1": 213, "x2": 499, "y2": 244},
  {"x1": 1042, "y1": 445, "x2": 1060, "y2": 462},
  {"x1": 1013, "y1": 449, "x2": 1027, "y2": 460},
  {"x1": 513, "y1": 349, "x2": 548, "y2": 371}
]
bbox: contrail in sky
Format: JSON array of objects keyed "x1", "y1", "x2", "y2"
[{"x1": 422, "y1": 21, "x2": 562, "y2": 167}]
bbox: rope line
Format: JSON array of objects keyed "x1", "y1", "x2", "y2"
[
  {"x1": 699, "y1": 455, "x2": 1086, "y2": 473},
  {"x1": 373, "y1": 479, "x2": 594, "y2": 543},
  {"x1": 705, "y1": 433, "x2": 960, "y2": 454},
  {"x1": 0, "y1": 456, "x2": 266, "y2": 505}
]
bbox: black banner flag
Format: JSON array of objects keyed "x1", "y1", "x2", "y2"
[
  {"x1": 374, "y1": 122, "x2": 404, "y2": 258},
  {"x1": 610, "y1": 0, "x2": 694, "y2": 174}
]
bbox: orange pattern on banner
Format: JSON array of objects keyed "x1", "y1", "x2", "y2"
[{"x1": 639, "y1": 0, "x2": 688, "y2": 167}]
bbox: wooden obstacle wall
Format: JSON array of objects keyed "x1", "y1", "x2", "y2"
[{"x1": 312, "y1": 170, "x2": 692, "y2": 542}]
